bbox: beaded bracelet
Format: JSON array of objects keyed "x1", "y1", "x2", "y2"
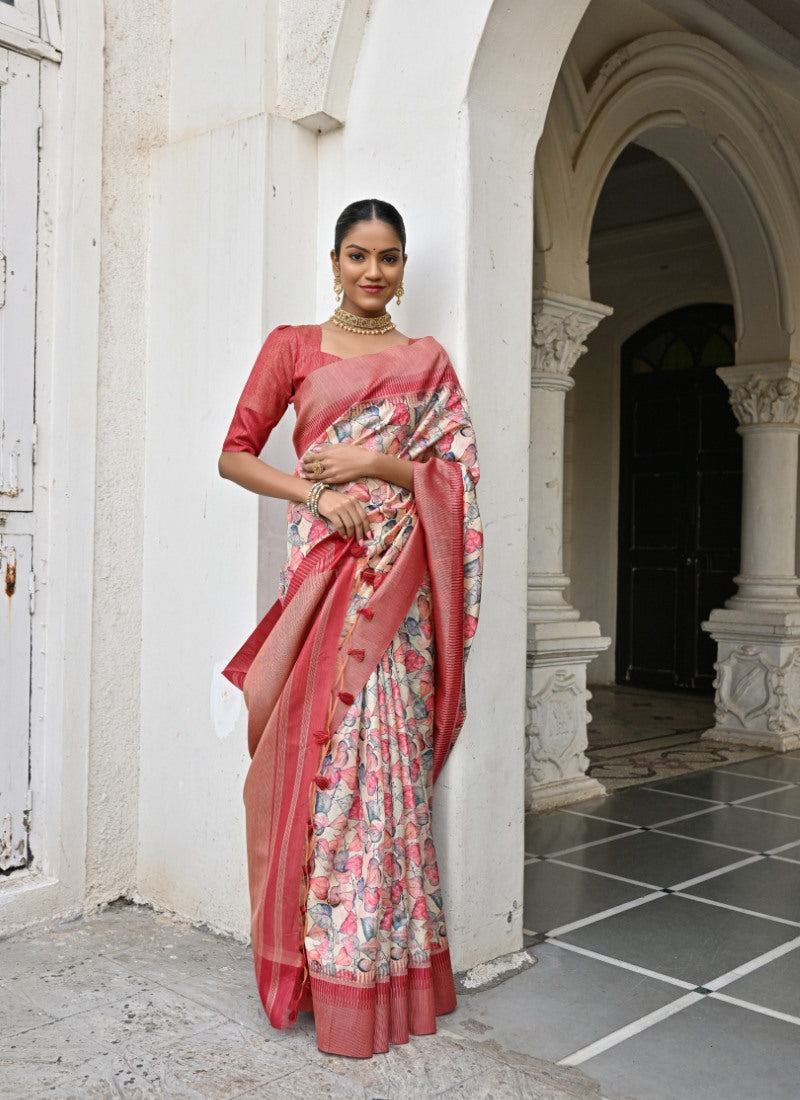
[{"x1": 306, "y1": 480, "x2": 330, "y2": 519}]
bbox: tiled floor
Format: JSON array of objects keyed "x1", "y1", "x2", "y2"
[
  {"x1": 508, "y1": 750, "x2": 800, "y2": 1098},
  {"x1": 5, "y1": 750, "x2": 800, "y2": 1098}
]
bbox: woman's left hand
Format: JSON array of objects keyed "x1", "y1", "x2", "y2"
[{"x1": 302, "y1": 442, "x2": 373, "y2": 486}]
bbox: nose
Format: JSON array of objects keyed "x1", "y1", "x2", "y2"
[{"x1": 365, "y1": 254, "x2": 382, "y2": 280}]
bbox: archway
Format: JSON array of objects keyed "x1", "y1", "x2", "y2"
[{"x1": 526, "y1": 28, "x2": 800, "y2": 811}]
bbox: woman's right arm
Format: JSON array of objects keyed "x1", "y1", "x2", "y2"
[{"x1": 218, "y1": 451, "x2": 370, "y2": 540}]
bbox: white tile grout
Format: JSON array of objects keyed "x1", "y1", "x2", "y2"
[
  {"x1": 546, "y1": 857, "x2": 656, "y2": 891},
  {"x1": 703, "y1": 934, "x2": 800, "y2": 991},
  {"x1": 670, "y1": 853, "x2": 764, "y2": 891},
  {"x1": 564, "y1": 809, "x2": 642, "y2": 827},
  {"x1": 738, "y1": 803, "x2": 800, "y2": 823},
  {"x1": 557, "y1": 992, "x2": 703, "y2": 1066},
  {"x1": 731, "y1": 784, "x2": 796, "y2": 804},
  {"x1": 709, "y1": 768, "x2": 798, "y2": 786},
  {"x1": 546, "y1": 938, "x2": 696, "y2": 991},
  {"x1": 547, "y1": 892, "x2": 663, "y2": 938},
  {"x1": 673, "y1": 890, "x2": 800, "y2": 928},
  {"x1": 710, "y1": 991, "x2": 800, "y2": 1028},
  {"x1": 647, "y1": 826, "x2": 757, "y2": 855},
  {"x1": 546, "y1": 828, "x2": 644, "y2": 858},
  {"x1": 639, "y1": 787, "x2": 722, "y2": 804},
  {"x1": 767, "y1": 838, "x2": 800, "y2": 856}
]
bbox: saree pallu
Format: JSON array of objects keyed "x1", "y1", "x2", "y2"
[{"x1": 223, "y1": 337, "x2": 483, "y2": 1059}]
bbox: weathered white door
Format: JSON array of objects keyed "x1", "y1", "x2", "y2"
[
  {"x1": 0, "y1": 45, "x2": 40, "y2": 871},
  {"x1": 0, "y1": 0, "x2": 40, "y2": 38}
]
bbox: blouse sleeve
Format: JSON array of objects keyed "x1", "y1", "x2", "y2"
[{"x1": 221, "y1": 325, "x2": 297, "y2": 454}]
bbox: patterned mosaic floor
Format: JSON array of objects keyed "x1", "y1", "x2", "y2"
[{"x1": 585, "y1": 686, "x2": 768, "y2": 791}]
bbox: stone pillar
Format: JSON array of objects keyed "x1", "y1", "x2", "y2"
[
  {"x1": 526, "y1": 293, "x2": 613, "y2": 811},
  {"x1": 703, "y1": 364, "x2": 800, "y2": 752}
]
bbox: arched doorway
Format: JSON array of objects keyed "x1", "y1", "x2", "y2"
[{"x1": 526, "y1": 26, "x2": 800, "y2": 811}]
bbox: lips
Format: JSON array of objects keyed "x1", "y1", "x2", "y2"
[{"x1": 360, "y1": 285, "x2": 384, "y2": 293}]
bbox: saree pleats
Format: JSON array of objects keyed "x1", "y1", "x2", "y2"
[{"x1": 223, "y1": 336, "x2": 483, "y2": 1057}]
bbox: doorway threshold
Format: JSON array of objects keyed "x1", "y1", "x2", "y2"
[{"x1": 586, "y1": 685, "x2": 771, "y2": 792}]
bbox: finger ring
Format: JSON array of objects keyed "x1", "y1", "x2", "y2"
[{"x1": 312, "y1": 460, "x2": 324, "y2": 477}]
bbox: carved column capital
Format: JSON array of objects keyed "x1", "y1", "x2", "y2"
[
  {"x1": 531, "y1": 292, "x2": 612, "y2": 381},
  {"x1": 718, "y1": 363, "x2": 800, "y2": 428}
]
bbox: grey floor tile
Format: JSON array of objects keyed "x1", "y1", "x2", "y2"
[
  {"x1": 0, "y1": 1015, "x2": 110, "y2": 1099},
  {"x1": 64, "y1": 984, "x2": 231, "y2": 1053},
  {"x1": 315, "y1": 1031, "x2": 503, "y2": 1099},
  {"x1": 125, "y1": 1018, "x2": 307, "y2": 1097},
  {"x1": 652, "y1": 804, "x2": 800, "y2": 853},
  {"x1": 745, "y1": 785, "x2": 800, "y2": 819},
  {"x1": 554, "y1": 829, "x2": 746, "y2": 889},
  {"x1": 523, "y1": 860, "x2": 654, "y2": 934},
  {"x1": 572, "y1": 787, "x2": 714, "y2": 826},
  {"x1": 722, "y1": 942, "x2": 800, "y2": 1018},
  {"x1": 446, "y1": 942, "x2": 680, "y2": 1064},
  {"x1": 525, "y1": 811, "x2": 634, "y2": 856},
  {"x1": 557, "y1": 893, "x2": 799, "y2": 985},
  {"x1": 4, "y1": 954, "x2": 151, "y2": 1020},
  {"x1": 717, "y1": 755, "x2": 800, "y2": 782},
  {"x1": 773, "y1": 843, "x2": 800, "y2": 864},
  {"x1": 649, "y1": 770, "x2": 787, "y2": 803},
  {"x1": 579, "y1": 994, "x2": 800, "y2": 1100},
  {"x1": 435, "y1": 1061, "x2": 601, "y2": 1099},
  {"x1": 686, "y1": 855, "x2": 800, "y2": 922},
  {"x1": 240, "y1": 1063, "x2": 372, "y2": 1098},
  {"x1": 0, "y1": 978, "x2": 56, "y2": 1037}
]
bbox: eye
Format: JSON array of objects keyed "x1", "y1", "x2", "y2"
[
  {"x1": 347, "y1": 251, "x2": 364, "y2": 261},
  {"x1": 383, "y1": 256, "x2": 398, "y2": 264}
]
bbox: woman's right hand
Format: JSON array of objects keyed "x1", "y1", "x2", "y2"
[{"x1": 317, "y1": 488, "x2": 371, "y2": 541}]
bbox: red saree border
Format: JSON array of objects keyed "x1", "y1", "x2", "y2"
[
  {"x1": 293, "y1": 337, "x2": 461, "y2": 456},
  {"x1": 310, "y1": 946, "x2": 457, "y2": 1059}
]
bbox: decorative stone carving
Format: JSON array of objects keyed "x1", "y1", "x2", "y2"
[
  {"x1": 728, "y1": 374, "x2": 800, "y2": 427},
  {"x1": 713, "y1": 645, "x2": 772, "y2": 728},
  {"x1": 525, "y1": 670, "x2": 590, "y2": 786},
  {"x1": 531, "y1": 293, "x2": 613, "y2": 378},
  {"x1": 705, "y1": 640, "x2": 800, "y2": 752}
]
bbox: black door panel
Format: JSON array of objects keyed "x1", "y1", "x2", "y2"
[{"x1": 617, "y1": 305, "x2": 741, "y2": 692}]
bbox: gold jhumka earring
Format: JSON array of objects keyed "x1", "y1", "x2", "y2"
[
  {"x1": 333, "y1": 275, "x2": 343, "y2": 303},
  {"x1": 395, "y1": 282, "x2": 404, "y2": 306}
]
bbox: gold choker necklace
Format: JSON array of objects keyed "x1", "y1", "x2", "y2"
[{"x1": 331, "y1": 307, "x2": 395, "y2": 335}]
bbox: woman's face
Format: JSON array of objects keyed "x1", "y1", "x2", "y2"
[{"x1": 331, "y1": 219, "x2": 406, "y2": 317}]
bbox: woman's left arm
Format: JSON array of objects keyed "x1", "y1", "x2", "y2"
[{"x1": 302, "y1": 444, "x2": 415, "y2": 492}]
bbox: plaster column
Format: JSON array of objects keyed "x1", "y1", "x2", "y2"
[
  {"x1": 703, "y1": 364, "x2": 800, "y2": 752},
  {"x1": 526, "y1": 293, "x2": 612, "y2": 811}
]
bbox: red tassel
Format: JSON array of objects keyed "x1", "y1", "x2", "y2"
[
  {"x1": 357, "y1": 606, "x2": 374, "y2": 621},
  {"x1": 313, "y1": 729, "x2": 330, "y2": 745},
  {"x1": 361, "y1": 568, "x2": 377, "y2": 584},
  {"x1": 348, "y1": 648, "x2": 365, "y2": 661},
  {"x1": 349, "y1": 543, "x2": 366, "y2": 558},
  {"x1": 338, "y1": 691, "x2": 356, "y2": 705},
  {"x1": 314, "y1": 775, "x2": 331, "y2": 791}
]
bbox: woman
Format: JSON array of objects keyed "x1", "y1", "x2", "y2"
[{"x1": 218, "y1": 199, "x2": 483, "y2": 1059}]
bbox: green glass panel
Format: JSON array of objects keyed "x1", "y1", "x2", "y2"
[
  {"x1": 661, "y1": 337, "x2": 694, "y2": 371},
  {"x1": 699, "y1": 331, "x2": 734, "y2": 368}
]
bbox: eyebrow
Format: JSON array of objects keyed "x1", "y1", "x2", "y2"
[{"x1": 345, "y1": 243, "x2": 402, "y2": 253}]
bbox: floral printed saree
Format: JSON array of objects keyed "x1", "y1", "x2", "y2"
[{"x1": 221, "y1": 325, "x2": 482, "y2": 1059}]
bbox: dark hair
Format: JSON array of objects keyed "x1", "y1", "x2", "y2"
[{"x1": 333, "y1": 199, "x2": 406, "y2": 257}]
